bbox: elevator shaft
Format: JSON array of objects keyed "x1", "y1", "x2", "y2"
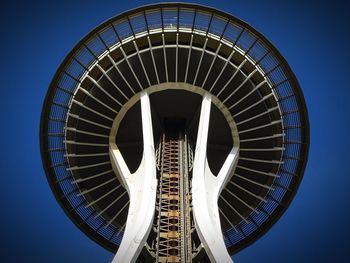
[{"x1": 155, "y1": 133, "x2": 192, "y2": 263}]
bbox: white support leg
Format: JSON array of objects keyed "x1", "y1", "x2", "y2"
[
  {"x1": 109, "y1": 91, "x2": 157, "y2": 263},
  {"x1": 192, "y1": 93, "x2": 239, "y2": 263}
]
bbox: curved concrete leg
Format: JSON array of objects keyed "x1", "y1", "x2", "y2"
[
  {"x1": 192, "y1": 93, "x2": 239, "y2": 263},
  {"x1": 110, "y1": 91, "x2": 157, "y2": 263}
]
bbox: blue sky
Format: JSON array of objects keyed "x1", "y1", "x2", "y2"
[{"x1": 1, "y1": 0, "x2": 349, "y2": 262}]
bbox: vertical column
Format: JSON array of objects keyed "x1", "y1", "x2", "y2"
[
  {"x1": 156, "y1": 132, "x2": 193, "y2": 263},
  {"x1": 109, "y1": 91, "x2": 157, "y2": 263},
  {"x1": 156, "y1": 136, "x2": 181, "y2": 263},
  {"x1": 192, "y1": 93, "x2": 239, "y2": 263},
  {"x1": 179, "y1": 135, "x2": 192, "y2": 263}
]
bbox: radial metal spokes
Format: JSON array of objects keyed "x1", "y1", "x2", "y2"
[{"x1": 41, "y1": 4, "x2": 309, "y2": 262}]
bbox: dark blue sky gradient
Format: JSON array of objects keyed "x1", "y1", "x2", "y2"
[{"x1": 1, "y1": 1, "x2": 349, "y2": 262}]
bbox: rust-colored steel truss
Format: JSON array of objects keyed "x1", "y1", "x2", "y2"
[{"x1": 156, "y1": 134, "x2": 193, "y2": 263}]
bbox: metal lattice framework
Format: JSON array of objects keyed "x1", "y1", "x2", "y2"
[
  {"x1": 156, "y1": 135, "x2": 187, "y2": 262},
  {"x1": 40, "y1": 2, "x2": 309, "y2": 258}
]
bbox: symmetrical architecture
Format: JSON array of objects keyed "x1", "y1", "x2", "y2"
[{"x1": 40, "y1": 3, "x2": 309, "y2": 262}]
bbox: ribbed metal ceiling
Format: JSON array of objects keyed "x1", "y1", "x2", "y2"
[{"x1": 40, "y1": 3, "x2": 309, "y2": 255}]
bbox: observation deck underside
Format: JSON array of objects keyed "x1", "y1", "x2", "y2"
[{"x1": 40, "y1": 2, "x2": 309, "y2": 261}]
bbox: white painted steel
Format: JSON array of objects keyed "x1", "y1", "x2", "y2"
[
  {"x1": 109, "y1": 91, "x2": 157, "y2": 263},
  {"x1": 192, "y1": 93, "x2": 239, "y2": 263}
]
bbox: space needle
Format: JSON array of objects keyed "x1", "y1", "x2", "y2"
[{"x1": 41, "y1": 3, "x2": 309, "y2": 262}]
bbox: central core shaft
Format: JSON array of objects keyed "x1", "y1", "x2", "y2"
[{"x1": 155, "y1": 130, "x2": 193, "y2": 263}]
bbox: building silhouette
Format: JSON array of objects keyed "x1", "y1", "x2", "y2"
[{"x1": 40, "y1": 3, "x2": 309, "y2": 262}]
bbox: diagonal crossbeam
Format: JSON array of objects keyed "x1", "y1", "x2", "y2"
[
  {"x1": 192, "y1": 93, "x2": 239, "y2": 263},
  {"x1": 109, "y1": 91, "x2": 157, "y2": 263}
]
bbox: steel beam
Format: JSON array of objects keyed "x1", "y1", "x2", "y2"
[
  {"x1": 109, "y1": 91, "x2": 157, "y2": 263},
  {"x1": 192, "y1": 93, "x2": 239, "y2": 263}
]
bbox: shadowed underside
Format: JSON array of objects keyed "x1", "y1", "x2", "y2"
[{"x1": 40, "y1": 2, "x2": 309, "y2": 258}]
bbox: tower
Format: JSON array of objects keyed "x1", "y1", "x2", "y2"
[{"x1": 40, "y1": 3, "x2": 309, "y2": 262}]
